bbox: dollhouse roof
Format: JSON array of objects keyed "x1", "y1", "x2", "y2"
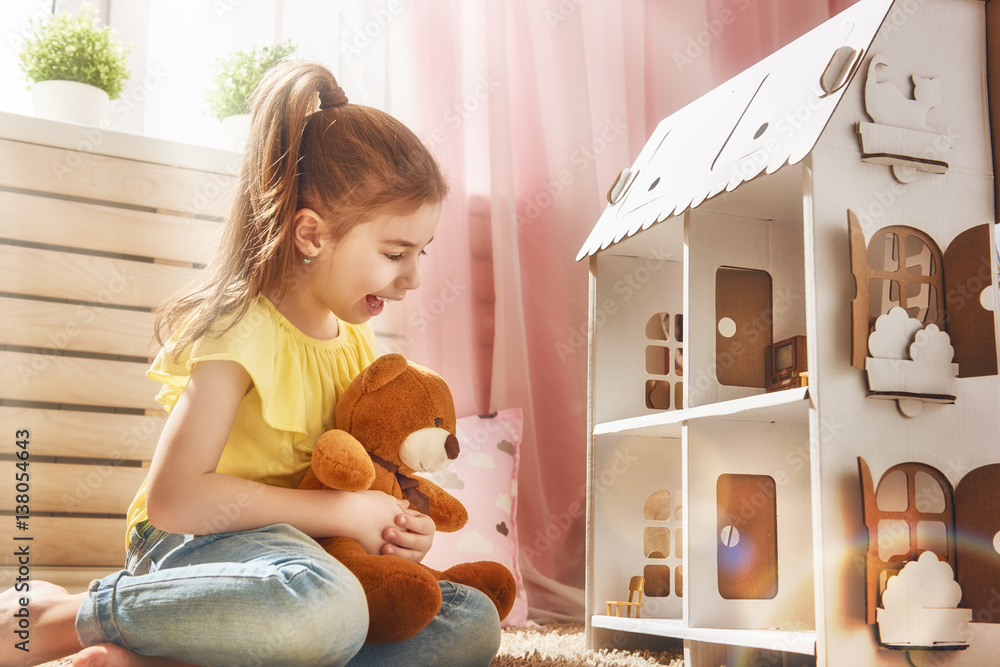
[{"x1": 576, "y1": 0, "x2": 895, "y2": 260}]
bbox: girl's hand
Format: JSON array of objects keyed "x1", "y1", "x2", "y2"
[
  {"x1": 340, "y1": 490, "x2": 407, "y2": 555},
  {"x1": 381, "y1": 505, "x2": 436, "y2": 562}
]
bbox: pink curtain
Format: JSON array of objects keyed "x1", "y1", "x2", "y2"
[{"x1": 366, "y1": 0, "x2": 861, "y2": 620}]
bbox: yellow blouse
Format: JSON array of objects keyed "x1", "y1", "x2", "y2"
[{"x1": 126, "y1": 296, "x2": 377, "y2": 541}]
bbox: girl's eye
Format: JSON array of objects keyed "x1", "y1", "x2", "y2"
[{"x1": 386, "y1": 250, "x2": 427, "y2": 261}]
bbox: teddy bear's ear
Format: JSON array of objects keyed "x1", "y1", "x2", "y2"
[{"x1": 361, "y1": 353, "x2": 410, "y2": 393}]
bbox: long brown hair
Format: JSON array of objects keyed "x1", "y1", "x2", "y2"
[{"x1": 154, "y1": 61, "x2": 448, "y2": 355}]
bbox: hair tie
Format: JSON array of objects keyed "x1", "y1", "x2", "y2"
[{"x1": 319, "y1": 86, "x2": 349, "y2": 110}]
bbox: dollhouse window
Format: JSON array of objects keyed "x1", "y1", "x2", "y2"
[
  {"x1": 861, "y1": 461, "x2": 957, "y2": 616},
  {"x1": 643, "y1": 489, "x2": 682, "y2": 598},
  {"x1": 865, "y1": 227, "x2": 944, "y2": 328},
  {"x1": 643, "y1": 564, "x2": 671, "y2": 596},
  {"x1": 645, "y1": 313, "x2": 683, "y2": 410},
  {"x1": 644, "y1": 528, "x2": 670, "y2": 558},
  {"x1": 850, "y1": 213, "x2": 999, "y2": 376},
  {"x1": 644, "y1": 489, "x2": 671, "y2": 519},
  {"x1": 872, "y1": 465, "x2": 953, "y2": 561}
]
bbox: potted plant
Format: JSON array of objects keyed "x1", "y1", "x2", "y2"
[
  {"x1": 17, "y1": 4, "x2": 131, "y2": 126},
  {"x1": 206, "y1": 40, "x2": 297, "y2": 150}
]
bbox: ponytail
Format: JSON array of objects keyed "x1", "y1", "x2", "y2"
[{"x1": 153, "y1": 60, "x2": 447, "y2": 355}]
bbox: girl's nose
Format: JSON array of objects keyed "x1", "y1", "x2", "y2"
[{"x1": 396, "y1": 261, "x2": 421, "y2": 291}]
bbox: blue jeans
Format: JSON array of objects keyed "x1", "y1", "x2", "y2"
[{"x1": 75, "y1": 522, "x2": 501, "y2": 666}]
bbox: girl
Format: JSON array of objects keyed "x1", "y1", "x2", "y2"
[{"x1": 0, "y1": 61, "x2": 501, "y2": 667}]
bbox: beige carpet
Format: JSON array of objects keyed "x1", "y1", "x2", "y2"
[
  {"x1": 492, "y1": 622, "x2": 684, "y2": 666},
  {"x1": 40, "y1": 622, "x2": 683, "y2": 666}
]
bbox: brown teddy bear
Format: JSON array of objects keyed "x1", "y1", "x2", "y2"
[{"x1": 299, "y1": 353, "x2": 517, "y2": 643}]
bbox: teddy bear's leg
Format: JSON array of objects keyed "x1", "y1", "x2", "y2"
[
  {"x1": 432, "y1": 561, "x2": 517, "y2": 622},
  {"x1": 322, "y1": 537, "x2": 443, "y2": 644}
]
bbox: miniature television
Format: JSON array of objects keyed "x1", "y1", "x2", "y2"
[{"x1": 765, "y1": 335, "x2": 807, "y2": 392}]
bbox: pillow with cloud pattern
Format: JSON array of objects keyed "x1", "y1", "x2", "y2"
[{"x1": 420, "y1": 408, "x2": 528, "y2": 626}]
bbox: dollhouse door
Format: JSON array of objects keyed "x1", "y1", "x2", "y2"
[{"x1": 716, "y1": 267, "x2": 773, "y2": 388}]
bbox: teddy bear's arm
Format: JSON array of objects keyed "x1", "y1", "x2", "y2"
[
  {"x1": 307, "y1": 430, "x2": 377, "y2": 491},
  {"x1": 417, "y1": 477, "x2": 468, "y2": 533}
]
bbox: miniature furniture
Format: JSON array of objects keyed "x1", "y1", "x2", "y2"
[
  {"x1": 607, "y1": 575, "x2": 645, "y2": 619},
  {"x1": 580, "y1": 0, "x2": 1000, "y2": 665}
]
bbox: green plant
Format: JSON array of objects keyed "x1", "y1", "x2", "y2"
[
  {"x1": 17, "y1": 5, "x2": 132, "y2": 100},
  {"x1": 205, "y1": 40, "x2": 297, "y2": 120}
]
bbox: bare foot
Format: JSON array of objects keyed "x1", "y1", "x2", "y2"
[
  {"x1": 72, "y1": 644, "x2": 197, "y2": 667},
  {"x1": 0, "y1": 580, "x2": 86, "y2": 665}
]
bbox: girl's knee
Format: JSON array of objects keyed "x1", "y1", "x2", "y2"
[
  {"x1": 441, "y1": 583, "x2": 502, "y2": 665},
  {"x1": 260, "y1": 560, "x2": 368, "y2": 665}
]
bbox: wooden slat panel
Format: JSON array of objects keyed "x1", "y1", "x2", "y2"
[
  {"x1": 0, "y1": 566, "x2": 114, "y2": 593},
  {"x1": 1, "y1": 461, "x2": 145, "y2": 515},
  {"x1": 0, "y1": 516, "x2": 125, "y2": 567},
  {"x1": 0, "y1": 138, "x2": 234, "y2": 218},
  {"x1": 0, "y1": 245, "x2": 200, "y2": 309},
  {"x1": 0, "y1": 406, "x2": 162, "y2": 460},
  {"x1": 0, "y1": 190, "x2": 222, "y2": 265},
  {"x1": 0, "y1": 351, "x2": 159, "y2": 410},
  {"x1": 0, "y1": 296, "x2": 155, "y2": 357},
  {"x1": 0, "y1": 406, "x2": 161, "y2": 460}
]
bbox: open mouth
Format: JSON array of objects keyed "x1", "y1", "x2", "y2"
[{"x1": 366, "y1": 295, "x2": 385, "y2": 315}]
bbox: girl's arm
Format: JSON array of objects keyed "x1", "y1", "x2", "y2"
[{"x1": 145, "y1": 359, "x2": 405, "y2": 555}]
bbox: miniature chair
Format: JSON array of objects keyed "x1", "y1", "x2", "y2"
[{"x1": 606, "y1": 576, "x2": 645, "y2": 618}]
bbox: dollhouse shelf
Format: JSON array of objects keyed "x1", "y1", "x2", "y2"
[
  {"x1": 592, "y1": 387, "x2": 810, "y2": 438},
  {"x1": 591, "y1": 615, "x2": 817, "y2": 655}
]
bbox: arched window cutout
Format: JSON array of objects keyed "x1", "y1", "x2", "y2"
[
  {"x1": 858, "y1": 458, "x2": 957, "y2": 623},
  {"x1": 848, "y1": 213, "x2": 951, "y2": 369},
  {"x1": 915, "y1": 471, "x2": 946, "y2": 513},
  {"x1": 646, "y1": 313, "x2": 670, "y2": 341},
  {"x1": 876, "y1": 470, "x2": 908, "y2": 512},
  {"x1": 643, "y1": 490, "x2": 671, "y2": 520}
]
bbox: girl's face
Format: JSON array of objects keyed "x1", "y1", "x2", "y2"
[{"x1": 312, "y1": 202, "x2": 441, "y2": 325}]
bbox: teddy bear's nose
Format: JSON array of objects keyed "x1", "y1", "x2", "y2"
[{"x1": 445, "y1": 433, "x2": 460, "y2": 460}]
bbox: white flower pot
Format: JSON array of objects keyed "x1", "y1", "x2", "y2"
[
  {"x1": 31, "y1": 80, "x2": 109, "y2": 126},
  {"x1": 219, "y1": 113, "x2": 252, "y2": 152}
]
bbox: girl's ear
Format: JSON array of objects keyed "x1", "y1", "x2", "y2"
[{"x1": 292, "y1": 208, "x2": 326, "y2": 257}]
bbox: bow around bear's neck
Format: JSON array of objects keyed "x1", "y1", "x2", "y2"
[{"x1": 367, "y1": 450, "x2": 430, "y2": 515}]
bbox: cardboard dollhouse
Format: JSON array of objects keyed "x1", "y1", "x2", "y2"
[{"x1": 580, "y1": 0, "x2": 1000, "y2": 665}]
